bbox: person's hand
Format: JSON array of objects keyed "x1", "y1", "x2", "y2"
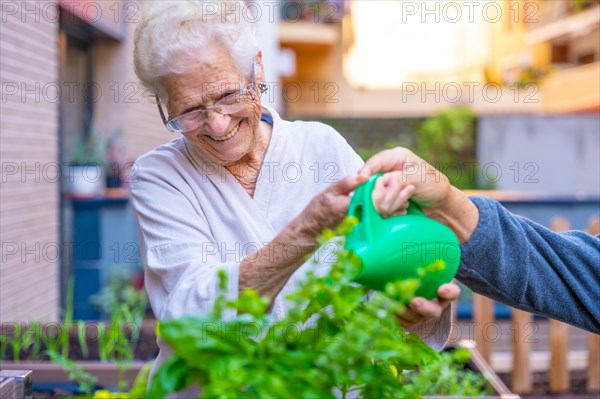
[
  {"x1": 361, "y1": 147, "x2": 479, "y2": 244},
  {"x1": 361, "y1": 148, "x2": 465, "y2": 326},
  {"x1": 371, "y1": 171, "x2": 415, "y2": 217},
  {"x1": 298, "y1": 173, "x2": 369, "y2": 240},
  {"x1": 361, "y1": 147, "x2": 452, "y2": 215},
  {"x1": 396, "y1": 283, "x2": 461, "y2": 327}
]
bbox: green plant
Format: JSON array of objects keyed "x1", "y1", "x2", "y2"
[
  {"x1": 0, "y1": 280, "x2": 77, "y2": 363},
  {"x1": 146, "y1": 219, "x2": 488, "y2": 398},
  {"x1": 68, "y1": 127, "x2": 109, "y2": 167},
  {"x1": 573, "y1": 0, "x2": 598, "y2": 12},
  {"x1": 47, "y1": 349, "x2": 98, "y2": 394},
  {"x1": 414, "y1": 107, "x2": 478, "y2": 189},
  {"x1": 0, "y1": 319, "x2": 47, "y2": 362},
  {"x1": 514, "y1": 65, "x2": 554, "y2": 88},
  {"x1": 93, "y1": 361, "x2": 152, "y2": 399},
  {"x1": 106, "y1": 130, "x2": 126, "y2": 188},
  {"x1": 401, "y1": 348, "x2": 492, "y2": 396},
  {"x1": 91, "y1": 269, "x2": 148, "y2": 360},
  {"x1": 355, "y1": 137, "x2": 413, "y2": 162},
  {"x1": 0, "y1": 273, "x2": 148, "y2": 395},
  {"x1": 88, "y1": 269, "x2": 148, "y2": 392}
]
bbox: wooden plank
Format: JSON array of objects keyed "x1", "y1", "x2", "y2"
[
  {"x1": 0, "y1": 370, "x2": 31, "y2": 399},
  {"x1": 448, "y1": 283, "x2": 459, "y2": 346},
  {"x1": 587, "y1": 217, "x2": 600, "y2": 392},
  {"x1": 473, "y1": 293, "x2": 495, "y2": 363},
  {"x1": 549, "y1": 217, "x2": 571, "y2": 393},
  {"x1": 511, "y1": 308, "x2": 533, "y2": 393},
  {"x1": 550, "y1": 319, "x2": 570, "y2": 392},
  {"x1": 0, "y1": 377, "x2": 19, "y2": 399},
  {"x1": 589, "y1": 334, "x2": 600, "y2": 392},
  {"x1": 458, "y1": 340, "x2": 518, "y2": 398}
]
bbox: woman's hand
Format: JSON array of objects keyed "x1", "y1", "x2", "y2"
[
  {"x1": 297, "y1": 173, "x2": 369, "y2": 241},
  {"x1": 371, "y1": 171, "x2": 415, "y2": 217}
]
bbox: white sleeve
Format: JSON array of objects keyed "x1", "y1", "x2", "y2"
[{"x1": 130, "y1": 155, "x2": 238, "y2": 321}]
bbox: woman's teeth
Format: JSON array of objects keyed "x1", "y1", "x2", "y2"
[{"x1": 211, "y1": 123, "x2": 240, "y2": 142}]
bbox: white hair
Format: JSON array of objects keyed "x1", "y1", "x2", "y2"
[{"x1": 134, "y1": 0, "x2": 260, "y2": 100}]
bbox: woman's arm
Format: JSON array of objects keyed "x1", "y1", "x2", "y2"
[
  {"x1": 238, "y1": 173, "x2": 368, "y2": 298},
  {"x1": 132, "y1": 151, "x2": 368, "y2": 315}
]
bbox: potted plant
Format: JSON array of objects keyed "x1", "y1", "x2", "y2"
[
  {"x1": 66, "y1": 127, "x2": 108, "y2": 199},
  {"x1": 105, "y1": 130, "x2": 127, "y2": 197}
]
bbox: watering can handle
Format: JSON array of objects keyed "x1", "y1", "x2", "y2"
[
  {"x1": 349, "y1": 173, "x2": 425, "y2": 217},
  {"x1": 347, "y1": 173, "x2": 425, "y2": 243}
]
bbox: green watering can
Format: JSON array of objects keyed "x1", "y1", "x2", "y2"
[{"x1": 344, "y1": 174, "x2": 461, "y2": 299}]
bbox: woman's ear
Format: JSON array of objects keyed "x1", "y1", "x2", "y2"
[{"x1": 255, "y1": 51, "x2": 265, "y2": 84}]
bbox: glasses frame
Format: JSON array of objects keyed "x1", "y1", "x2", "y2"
[{"x1": 156, "y1": 62, "x2": 259, "y2": 134}]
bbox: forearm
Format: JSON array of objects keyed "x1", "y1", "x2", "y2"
[
  {"x1": 457, "y1": 196, "x2": 600, "y2": 334},
  {"x1": 238, "y1": 215, "x2": 318, "y2": 299}
]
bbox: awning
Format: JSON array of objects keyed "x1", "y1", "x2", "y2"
[{"x1": 59, "y1": 0, "x2": 124, "y2": 40}]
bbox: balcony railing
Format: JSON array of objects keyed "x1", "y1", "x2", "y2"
[
  {"x1": 531, "y1": 0, "x2": 600, "y2": 28},
  {"x1": 526, "y1": 1, "x2": 600, "y2": 43},
  {"x1": 541, "y1": 61, "x2": 600, "y2": 112}
]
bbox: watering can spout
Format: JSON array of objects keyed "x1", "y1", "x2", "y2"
[{"x1": 344, "y1": 174, "x2": 460, "y2": 299}]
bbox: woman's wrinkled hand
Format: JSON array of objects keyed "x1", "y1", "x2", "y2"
[
  {"x1": 396, "y1": 283, "x2": 461, "y2": 327},
  {"x1": 299, "y1": 173, "x2": 368, "y2": 239},
  {"x1": 371, "y1": 171, "x2": 415, "y2": 217}
]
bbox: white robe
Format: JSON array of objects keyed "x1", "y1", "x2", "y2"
[{"x1": 130, "y1": 107, "x2": 451, "y2": 396}]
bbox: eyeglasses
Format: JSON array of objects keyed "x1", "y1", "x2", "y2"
[{"x1": 156, "y1": 63, "x2": 260, "y2": 134}]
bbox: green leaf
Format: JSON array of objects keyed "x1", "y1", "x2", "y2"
[{"x1": 147, "y1": 355, "x2": 192, "y2": 399}]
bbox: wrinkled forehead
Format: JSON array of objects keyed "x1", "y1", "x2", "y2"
[{"x1": 162, "y1": 46, "x2": 247, "y2": 106}]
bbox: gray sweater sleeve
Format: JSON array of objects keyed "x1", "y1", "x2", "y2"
[{"x1": 457, "y1": 196, "x2": 600, "y2": 334}]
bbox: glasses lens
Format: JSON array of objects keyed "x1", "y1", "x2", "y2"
[
  {"x1": 216, "y1": 89, "x2": 256, "y2": 114},
  {"x1": 172, "y1": 110, "x2": 205, "y2": 133},
  {"x1": 167, "y1": 120, "x2": 183, "y2": 133}
]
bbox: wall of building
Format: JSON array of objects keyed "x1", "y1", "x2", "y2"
[
  {"x1": 487, "y1": 0, "x2": 550, "y2": 84},
  {"x1": 0, "y1": 1, "x2": 175, "y2": 323},
  {"x1": 92, "y1": 15, "x2": 167, "y2": 167},
  {"x1": 1, "y1": 2, "x2": 60, "y2": 322},
  {"x1": 478, "y1": 115, "x2": 600, "y2": 196}
]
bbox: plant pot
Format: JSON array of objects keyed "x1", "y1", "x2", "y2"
[{"x1": 66, "y1": 165, "x2": 104, "y2": 199}]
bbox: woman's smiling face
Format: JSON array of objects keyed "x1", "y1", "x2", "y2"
[{"x1": 162, "y1": 45, "x2": 264, "y2": 166}]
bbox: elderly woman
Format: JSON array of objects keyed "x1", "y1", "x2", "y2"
[{"x1": 131, "y1": 1, "x2": 458, "y2": 393}]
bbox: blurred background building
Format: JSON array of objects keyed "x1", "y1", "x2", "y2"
[{"x1": 1, "y1": 1, "x2": 599, "y2": 393}]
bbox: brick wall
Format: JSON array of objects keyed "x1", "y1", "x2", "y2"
[{"x1": 1, "y1": 1, "x2": 60, "y2": 322}]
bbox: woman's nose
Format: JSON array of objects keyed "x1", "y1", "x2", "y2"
[{"x1": 204, "y1": 110, "x2": 231, "y2": 135}]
